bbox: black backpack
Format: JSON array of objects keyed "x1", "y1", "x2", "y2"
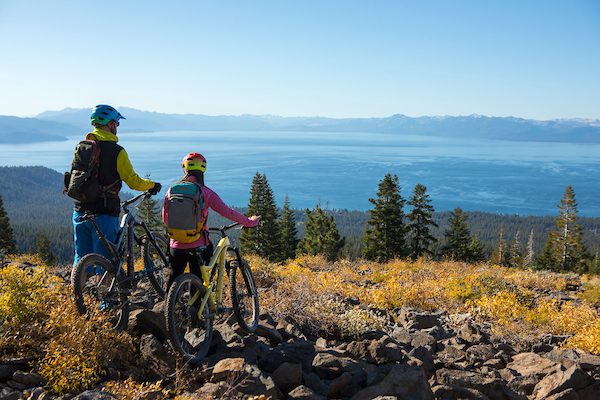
[{"x1": 63, "y1": 140, "x2": 103, "y2": 202}]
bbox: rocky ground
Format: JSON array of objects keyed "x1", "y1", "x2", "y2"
[{"x1": 1, "y1": 262, "x2": 599, "y2": 399}]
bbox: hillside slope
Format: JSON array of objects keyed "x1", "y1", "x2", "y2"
[
  {"x1": 0, "y1": 116, "x2": 78, "y2": 143},
  {"x1": 0, "y1": 255, "x2": 598, "y2": 399},
  {"x1": 1, "y1": 166, "x2": 600, "y2": 262},
  {"x1": 0, "y1": 166, "x2": 73, "y2": 261}
]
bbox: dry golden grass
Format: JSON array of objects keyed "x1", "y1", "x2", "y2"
[
  {"x1": 2, "y1": 252, "x2": 599, "y2": 397},
  {"x1": 39, "y1": 304, "x2": 136, "y2": 395},
  {"x1": 250, "y1": 254, "x2": 600, "y2": 353},
  {"x1": 0, "y1": 255, "x2": 137, "y2": 395},
  {"x1": 0, "y1": 255, "x2": 60, "y2": 358},
  {"x1": 134, "y1": 256, "x2": 146, "y2": 272},
  {"x1": 579, "y1": 275, "x2": 600, "y2": 306},
  {"x1": 566, "y1": 320, "x2": 600, "y2": 354},
  {"x1": 103, "y1": 379, "x2": 172, "y2": 399}
]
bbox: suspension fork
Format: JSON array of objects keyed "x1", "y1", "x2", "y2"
[
  {"x1": 124, "y1": 217, "x2": 136, "y2": 277},
  {"x1": 230, "y1": 247, "x2": 244, "y2": 266}
]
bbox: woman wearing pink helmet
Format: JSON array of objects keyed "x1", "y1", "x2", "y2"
[{"x1": 162, "y1": 152, "x2": 260, "y2": 289}]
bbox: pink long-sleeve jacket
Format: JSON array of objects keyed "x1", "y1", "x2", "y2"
[{"x1": 162, "y1": 177, "x2": 258, "y2": 249}]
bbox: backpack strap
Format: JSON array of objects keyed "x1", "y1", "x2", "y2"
[
  {"x1": 88, "y1": 140, "x2": 121, "y2": 204},
  {"x1": 87, "y1": 140, "x2": 100, "y2": 170},
  {"x1": 184, "y1": 180, "x2": 206, "y2": 229},
  {"x1": 99, "y1": 179, "x2": 122, "y2": 205}
]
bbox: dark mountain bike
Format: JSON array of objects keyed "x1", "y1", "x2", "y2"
[
  {"x1": 165, "y1": 223, "x2": 259, "y2": 364},
  {"x1": 71, "y1": 191, "x2": 169, "y2": 330}
]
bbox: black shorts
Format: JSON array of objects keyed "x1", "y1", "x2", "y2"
[{"x1": 167, "y1": 244, "x2": 214, "y2": 288}]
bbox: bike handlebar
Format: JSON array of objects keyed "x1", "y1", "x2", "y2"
[
  {"x1": 76, "y1": 191, "x2": 155, "y2": 223},
  {"x1": 208, "y1": 222, "x2": 242, "y2": 237},
  {"x1": 121, "y1": 191, "x2": 153, "y2": 211}
]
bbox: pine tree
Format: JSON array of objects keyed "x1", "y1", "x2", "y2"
[
  {"x1": 240, "y1": 173, "x2": 281, "y2": 261},
  {"x1": 0, "y1": 194, "x2": 17, "y2": 255},
  {"x1": 138, "y1": 194, "x2": 163, "y2": 231},
  {"x1": 491, "y1": 225, "x2": 508, "y2": 266},
  {"x1": 362, "y1": 174, "x2": 406, "y2": 262},
  {"x1": 406, "y1": 183, "x2": 437, "y2": 259},
  {"x1": 554, "y1": 186, "x2": 586, "y2": 271},
  {"x1": 36, "y1": 232, "x2": 57, "y2": 265},
  {"x1": 298, "y1": 204, "x2": 345, "y2": 261},
  {"x1": 536, "y1": 239, "x2": 554, "y2": 270},
  {"x1": 508, "y1": 230, "x2": 523, "y2": 268},
  {"x1": 442, "y1": 208, "x2": 472, "y2": 261},
  {"x1": 467, "y1": 235, "x2": 485, "y2": 262},
  {"x1": 523, "y1": 229, "x2": 535, "y2": 268},
  {"x1": 136, "y1": 174, "x2": 164, "y2": 245},
  {"x1": 542, "y1": 186, "x2": 587, "y2": 271},
  {"x1": 278, "y1": 196, "x2": 298, "y2": 261},
  {"x1": 591, "y1": 245, "x2": 600, "y2": 275},
  {"x1": 340, "y1": 236, "x2": 363, "y2": 260}
]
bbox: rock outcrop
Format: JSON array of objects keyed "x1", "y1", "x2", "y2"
[{"x1": 1, "y1": 262, "x2": 598, "y2": 399}]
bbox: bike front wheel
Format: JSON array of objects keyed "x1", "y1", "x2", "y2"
[
  {"x1": 230, "y1": 258, "x2": 260, "y2": 333},
  {"x1": 141, "y1": 232, "x2": 169, "y2": 299},
  {"x1": 165, "y1": 273, "x2": 213, "y2": 364},
  {"x1": 71, "y1": 253, "x2": 130, "y2": 331}
]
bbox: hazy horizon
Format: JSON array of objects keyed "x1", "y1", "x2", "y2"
[{"x1": 4, "y1": 105, "x2": 598, "y2": 123}]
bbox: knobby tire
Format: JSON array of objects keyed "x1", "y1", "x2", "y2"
[
  {"x1": 165, "y1": 273, "x2": 213, "y2": 364},
  {"x1": 230, "y1": 259, "x2": 259, "y2": 333},
  {"x1": 71, "y1": 253, "x2": 130, "y2": 331}
]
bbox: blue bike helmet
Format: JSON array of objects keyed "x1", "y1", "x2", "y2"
[{"x1": 90, "y1": 104, "x2": 126, "y2": 126}]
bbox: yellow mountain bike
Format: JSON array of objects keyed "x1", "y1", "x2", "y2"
[{"x1": 164, "y1": 223, "x2": 259, "y2": 364}]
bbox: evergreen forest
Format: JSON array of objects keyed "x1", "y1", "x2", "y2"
[{"x1": 1, "y1": 166, "x2": 600, "y2": 273}]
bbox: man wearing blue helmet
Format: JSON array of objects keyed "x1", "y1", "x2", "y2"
[{"x1": 71, "y1": 104, "x2": 161, "y2": 267}]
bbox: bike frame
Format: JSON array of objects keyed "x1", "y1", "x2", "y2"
[
  {"x1": 190, "y1": 224, "x2": 241, "y2": 317},
  {"x1": 84, "y1": 193, "x2": 169, "y2": 278}
]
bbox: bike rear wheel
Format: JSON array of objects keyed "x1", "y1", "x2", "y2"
[
  {"x1": 71, "y1": 253, "x2": 130, "y2": 331},
  {"x1": 141, "y1": 232, "x2": 169, "y2": 299},
  {"x1": 165, "y1": 273, "x2": 213, "y2": 364},
  {"x1": 230, "y1": 258, "x2": 259, "y2": 333}
]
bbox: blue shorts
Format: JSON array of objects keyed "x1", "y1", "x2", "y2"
[{"x1": 72, "y1": 210, "x2": 119, "y2": 269}]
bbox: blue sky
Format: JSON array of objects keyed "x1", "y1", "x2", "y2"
[{"x1": 0, "y1": 0, "x2": 598, "y2": 119}]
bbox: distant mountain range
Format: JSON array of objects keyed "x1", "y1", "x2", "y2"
[
  {"x1": 0, "y1": 116, "x2": 78, "y2": 143},
  {"x1": 1, "y1": 107, "x2": 599, "y2": 144}
]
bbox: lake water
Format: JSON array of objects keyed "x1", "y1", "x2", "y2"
[{"x1": 1, "y1": 130, "x2": 599, "y2": 216}]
